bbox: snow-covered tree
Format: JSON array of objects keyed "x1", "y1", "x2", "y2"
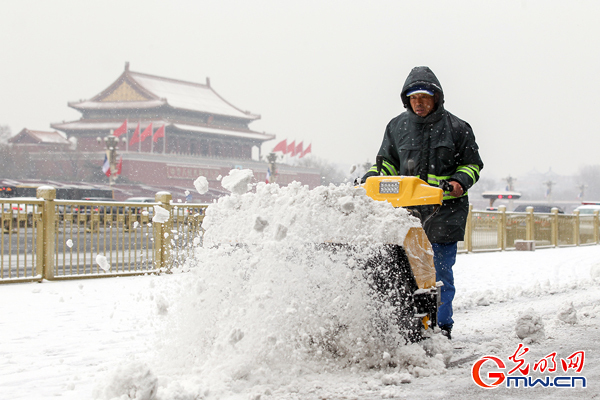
[{"x1": 0, "y1": 125, "x2": 11, "y2": 143}]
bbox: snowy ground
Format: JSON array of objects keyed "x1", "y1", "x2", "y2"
[
  {"x1": 2, "y1": 246, "x2": 598, "y2": 400},
  {"x1": 2, "y1": 180, "x2": 600, "y2": 400}
]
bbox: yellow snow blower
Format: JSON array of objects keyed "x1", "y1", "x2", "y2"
[{"x1": 358, "y1": 159, "x2": 444, "y2": 341}]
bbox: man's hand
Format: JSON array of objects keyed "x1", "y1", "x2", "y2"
[
  {"x1": 448, "y1": 181, "x2": 464, "y2": 197},
  {"x1": 356, "y1": 171, "x2": 379, "y2": 185}
]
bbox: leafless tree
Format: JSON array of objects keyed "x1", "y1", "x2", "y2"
[
  {"x1": 0, "y1": 125, "x2": 12, "y2": 144},
  {"x1": 295, "y1": 155, "x2": 346, "y2": 185}
]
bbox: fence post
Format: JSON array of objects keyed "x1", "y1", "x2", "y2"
[
  {"x1": 34, "y1": 204, "x2": 44, "y2": 279},
  {"x1": 498, "y1": 205, "x2": 506, "y2": 250},
  {"x1": 526, "y1": 206, "x2": 534, "y2": 241},
  {"x1": 594, "y1": 210, "x2": 599, "y2": 244},
  {"x1": 154, "y1": 192, "x2": 173, "y2": 272},
  {"x1": 37, "y1": 186, "x2": 56, "y2": 280},
  {"x1": 465, "y1": 204, "x2": 473, "y2": 253},
  {"x1": 573, "y1": 209, "x2": 580, "y2": 246},
  {"x1": 551, "y1": 208, "x2": 559, "y2": 247}
]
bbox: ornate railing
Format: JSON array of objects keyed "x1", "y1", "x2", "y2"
[
  {"x1": 2, "y1": 194, "x2": 598, "y2": 283},
  {"x1": 1, "y1": 188, "x2": 206, "y2": 283},
  {"x1": 458, "y1": 205, "x2": 599, "y2": 253}
]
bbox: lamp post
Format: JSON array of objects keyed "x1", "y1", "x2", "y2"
[
  {"x1": 96, "y1": 130, "x2": 124, "y2": 185},
  {"x1": 266, "y1": 152, "x2": 278, "y2": 183}
]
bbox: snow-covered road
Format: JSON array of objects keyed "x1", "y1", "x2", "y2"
[{"x1": 1, "y1": 245, "x2": 598, "y2": 400}]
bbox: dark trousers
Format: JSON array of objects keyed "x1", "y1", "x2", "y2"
[{"x1": 432, "y1": 242, "x2": 457, "y2": 327}]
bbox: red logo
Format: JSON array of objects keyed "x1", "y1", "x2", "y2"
[
  {"x1": 471, "y1": 356, "x2": 506, "y2": 389},
  {"x1": 471, "y1": 345, "x2": 587, "y2": 389}
]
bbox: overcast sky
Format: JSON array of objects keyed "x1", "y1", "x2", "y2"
[{"x1": 1, "y1": 0, "x2": 599, "y2": 180}]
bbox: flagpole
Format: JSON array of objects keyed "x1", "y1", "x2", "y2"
[
  {"x1": 163, "y1": 126, "x2": 166, "y2": 154},
  {"x1": 151, "y1": 124, "x2": 154, "y2": 154},
  {"x1": 125, "y1": 119, "x2": 129, "y2": 153}
]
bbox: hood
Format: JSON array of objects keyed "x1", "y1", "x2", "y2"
[{"x1": 401, "y1": 66, "x2": 444, "y2": 111}]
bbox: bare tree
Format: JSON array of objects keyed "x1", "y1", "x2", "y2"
[
  {"x1": 0, "y1": 125, "x2": 12, "y2": 144},
  {"x1": 295, "y1": 155, "x2": 346, "y2": 185},
  {"x1": 0, "y1": 145, "x2": 35, "y2": 179}
]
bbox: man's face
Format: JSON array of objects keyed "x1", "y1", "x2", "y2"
[{"x1": 409, "y1": 94, "x2": 435, "y2": 117}]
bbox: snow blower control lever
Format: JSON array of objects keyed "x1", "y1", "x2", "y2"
[
  {"x1": 407, "y1": 159, "x2": 416, "y2": 176},
  {"x1": 376, "y1": 155, "x2": 384, "y2": 176}
]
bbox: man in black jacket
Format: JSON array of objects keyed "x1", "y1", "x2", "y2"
[{"x1": 361, "y1": 66, "x2": 484, "y2": 340}]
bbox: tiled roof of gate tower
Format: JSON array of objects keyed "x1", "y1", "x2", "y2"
[{"x1": 68, "y1": 63, "x2": 261, "y2": 121}]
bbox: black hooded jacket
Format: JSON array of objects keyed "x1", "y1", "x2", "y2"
[{"x1": 363, "y1": 66, "x2": 484, "y2": 243}]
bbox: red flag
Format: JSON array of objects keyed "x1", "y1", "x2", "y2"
[
  {"x1": 295, "y1": 141, "x2": 303, "y2": 156},
  {"x1": 129, "y1": 123, "x2": 141, "y2": 146},
  {"x1": 272, "y1": 139, "x2": 287, "y2": 154},
  {"x1": 113, "y1": 120, "x2": 127, "y2": 137},
  {"x1": 139, "y1": 123, "x2": 153, "y2": 143},
  {"x1": 153, "y1": 125, "x2": 165, "y2": 142},
  {"x1": 300, "y1": 143, "x2": 312, "y2": 158},
  {"x1": 287, "y1": 140, "x2": 296, "y2": 157},
  {"x1": 116, "y1": 157, "x2": 123, "y2": 175}
]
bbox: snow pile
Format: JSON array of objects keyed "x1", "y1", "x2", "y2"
[
  {"x1": 515, "y1": 308, "x2": 545, "y2": 342},
  {"x1": 556, "y1": 302, "x2": 578, "y2": 324},
  {"x1": 220, "y1": 168, "x2": 254, "y2": 194},
  {"x1": 591, "y1": 262, "x2": 600, "y2": 280},
  {"x1": 94, "y1": 360, "x2": 158, "y2": 400},
  {"x1": 381, "y1": 371, "x2": 412, "y2": 385},
  {"x1": 193, "y1": 176, "x2": 208, "y2": 195},
  {"x1": 152, "y1": 205, "x2": 170, "y2": 224},
  {"x1": 202, "y1": 180, "x2": 421, "y2": 246},
  {"x1": 148, "y1": 176, "x2": 442, "y2": 397}
]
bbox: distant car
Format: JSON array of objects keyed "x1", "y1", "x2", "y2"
[
  {"x1": 513, "y1": 205, "x2": 565, "y2": 214},
  {"x1": 507, "y1": 205, "x2": 564, "y2": 245},
  {"x1": 81, "y1": 197, "x2": 119, "y2": 220},
  {"x1": 573, "y1": 204, "x2": 600, "y2": 215},
  {"x1": 125, "y1": 197, "x2": 155, "y2": 203},
  {"x1": 1, "y1": 200, "x2": 37, "y2": 227},
  {"x1": 124, "y1": 197, "x2": 156, "y2": 216},
  {"x1": 573, "y1": 205, "x2": 600, "y2": 242}
]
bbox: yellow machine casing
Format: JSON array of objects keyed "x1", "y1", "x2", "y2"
[{"x1": 363, "y1": 176, "x2": 443, "y2": 208}]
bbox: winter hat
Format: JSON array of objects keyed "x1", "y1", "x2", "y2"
[{"x1": 406, "y1": 85, "x2": 435, "y2": 97}]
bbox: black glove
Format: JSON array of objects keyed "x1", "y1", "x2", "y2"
[
  {"x1": 439, "y1": 180, "x2": 453, "y2": 192},
  {"x1": 356, "y1": 171, "x2": 379, "y2": 185}
]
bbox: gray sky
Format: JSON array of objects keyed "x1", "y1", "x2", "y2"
[{"x1": 1, "y1": 0, "x2": 599, "y2": 180}]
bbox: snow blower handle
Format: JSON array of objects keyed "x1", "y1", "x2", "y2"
[
  {"x1": 376, "y1": 155, "x2": 384, "y2": 175},
  {"x1": 439, "y1": 180, "x2": 453, "y2": 193},
  {"x1": 407, "y1": 159, "x2": 416, "y2": 176}
]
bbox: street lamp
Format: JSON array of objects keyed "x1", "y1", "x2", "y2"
[
  {"x1": 96, "y1": 130, "x2": 120, "y2": 185},
  {"x1": 266, "y1": 152, "x2": 278, "y2": 183}
]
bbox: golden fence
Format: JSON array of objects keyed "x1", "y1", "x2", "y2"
[
  {"x1": 458, "y1": 205, "x2": 599, "y2": 253},
  {"x1": 1, "y1": 188, "x2": 206, "y2": 283},
  {"x1": 1, "y1": 198, "x2": 43, "y2": 282},
  {"x1": 2, "y1": 195, "x2": 598, "y2": 283}
]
